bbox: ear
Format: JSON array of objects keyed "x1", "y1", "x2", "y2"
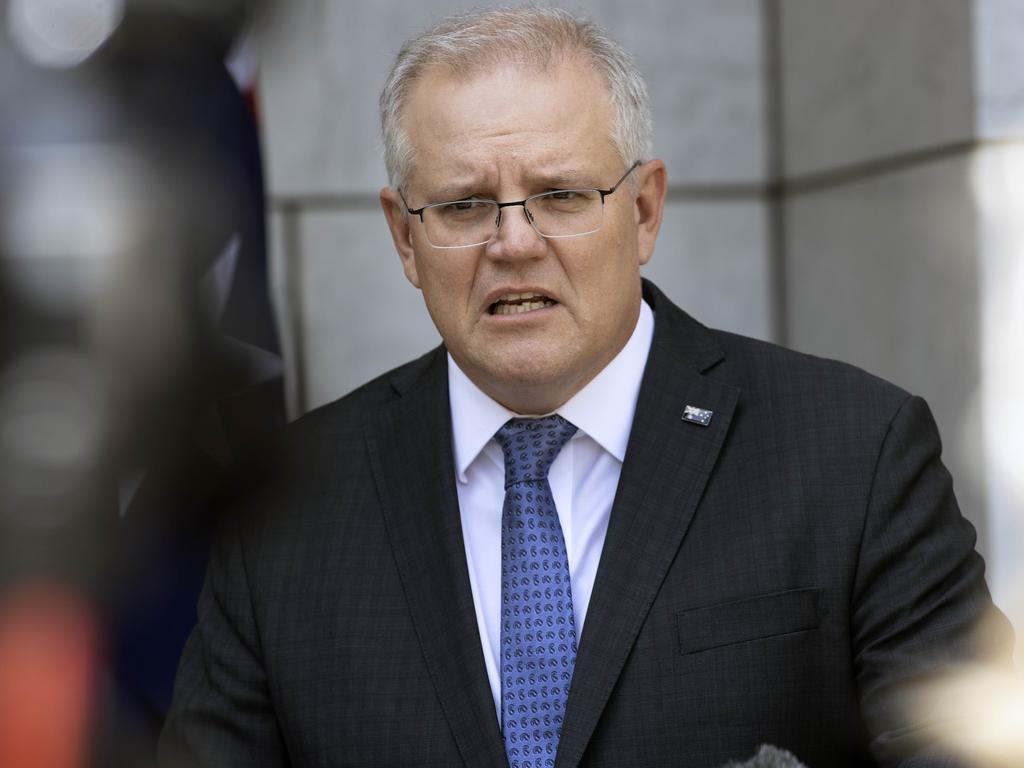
[
  {"x1": 380, "y1": 187, "x2": 421, "y2": 288},
  {"x1": 632, "y1": 159, "x2": 667, "y2": 267}
]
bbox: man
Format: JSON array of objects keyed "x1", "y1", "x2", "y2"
[{"x1": 160, "y1": 8, "x2": 1012, "y2": 768}]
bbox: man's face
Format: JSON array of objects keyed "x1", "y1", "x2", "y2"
[{"x1": 381, "y1": 59, "x2": 666, "y2": 414}]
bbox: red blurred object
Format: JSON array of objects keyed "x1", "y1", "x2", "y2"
[{"x1": 0, "y1": 585, "x2": 100, "y2": 768}]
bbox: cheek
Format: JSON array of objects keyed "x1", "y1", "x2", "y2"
[
  {"x1": 416, "y1": 254, "x2": 477, "y2": 319},
  {"x1": 579, "y1": 239, "x2": 640, "y2": 300},
  {"x1": 575, "y1": 244, "x2": 643, "y2": 330}
]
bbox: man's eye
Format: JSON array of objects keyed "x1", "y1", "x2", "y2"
[
  {"x1": 440, "y1": 200, "x2": 486, "y2": 212},
  {"x1": 432, "y1": 200, "x2": 493, "y2": 221},
  {"x1": 536, "y1": 190, "x2": 596, "y2": 212}
]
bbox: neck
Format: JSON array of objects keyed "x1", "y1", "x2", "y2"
[{"x1": 489, "y1": 381, "x2": 584, "y2": 417}]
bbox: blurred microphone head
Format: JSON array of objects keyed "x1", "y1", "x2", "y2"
[{"x1": 720, "y1": 745, "x2": 808, "y2": 768}]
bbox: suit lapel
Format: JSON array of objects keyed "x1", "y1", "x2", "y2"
[
  {"x1": 556, "y1": 283, "x2": 740, "y2": 768},
  {"x1": 364, "y1": 349, "x2": 507, "y2": 768}
]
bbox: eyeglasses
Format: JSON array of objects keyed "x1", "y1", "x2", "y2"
[{"x1": 399, "y1": 161, "x2": 641, "y2": 249}]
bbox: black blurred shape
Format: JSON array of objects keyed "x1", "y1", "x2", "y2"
[{"x1": 92, "y1": 1, "x2": 285, "y2": 760}]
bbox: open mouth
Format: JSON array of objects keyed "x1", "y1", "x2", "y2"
[{"x1": 489, "y1": 292, "x2": 557, "y2": 316}]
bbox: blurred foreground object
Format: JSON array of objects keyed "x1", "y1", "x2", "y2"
[
  {"x1": 721, "y1": 745, "x2": 808, "y2": 767},
  {"x1": 0, "y1": 0, "x2": 279, "y2": 764},
  {"x1": 901, "y1": 611, "x2": 1024, "y2": 768},
  {"x1": 0, "y1": 585, "x2": 99, "y2": 768},
  {"x1": 7, "y1": 0, "x2": 125, "y2": 69},
  {"x1": 922, "y1": 666, "x2": 1024, "y2": 767}
]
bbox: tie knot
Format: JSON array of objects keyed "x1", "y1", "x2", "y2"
[{"x1": 494, "y1": 414, "x2": 577, "y2": 487}]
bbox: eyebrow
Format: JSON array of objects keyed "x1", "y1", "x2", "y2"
[
  {"x1": 420, "y1": 168, "x2": 597, "y2": 203},
  {"x1": 423, "y1": 183, "x2": 482, "y2": 202},
  {"x1": 526, "y1": 169, "x2": 593, "y2": 188}
]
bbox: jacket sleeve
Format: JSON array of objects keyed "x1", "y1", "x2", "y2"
[
  {"x1": 851, "y1": 395, "x2": 1015, "y2": 767},
  {"x1": 158, "y1": 513, "x2": 288, "y2": 768}
]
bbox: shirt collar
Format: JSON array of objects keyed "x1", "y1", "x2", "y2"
[
  {"x1": 448, "y1": 299, "x2": 654, "y2": 482},
  {"x1": 448, "y1": 354, "x2": 516, "y2": 484}
]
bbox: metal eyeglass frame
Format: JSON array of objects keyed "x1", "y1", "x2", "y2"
[{"x1": 398, "y1": 160, "x2": 641, "y2": 249}]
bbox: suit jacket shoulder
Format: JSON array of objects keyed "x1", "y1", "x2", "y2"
[{"x1": 287, "y1": 344, "x2": 445, "y2": 446}]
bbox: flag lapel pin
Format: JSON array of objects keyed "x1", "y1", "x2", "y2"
[{"x1": 681, "y1": 405, "x2": 713, "y2": 427}]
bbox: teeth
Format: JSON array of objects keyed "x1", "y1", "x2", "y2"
[
  {"x1": 492, "y1": 299, "x2": 555, "y2": 315},
  {"x1": 497, "y1": 291, "x2": 542, "y2": 302},
  {"x1": 489, "y1": 290, "x2": 557, "y2": 315}
]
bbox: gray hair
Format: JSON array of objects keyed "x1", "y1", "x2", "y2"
[{"x1": 379, "y1": 5, "x2": 652, "y2": 190}]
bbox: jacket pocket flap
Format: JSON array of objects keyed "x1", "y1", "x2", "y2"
[{"x1": 676, "y1": 587, "x2": 820, "y2": 655}]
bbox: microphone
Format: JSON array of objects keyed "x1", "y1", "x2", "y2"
[{"x1": 720, "y1": 745, "x2": 808, "y2": 768}]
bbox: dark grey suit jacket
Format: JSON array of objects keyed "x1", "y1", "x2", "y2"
[{"x1": 160, "y1": 281, "x2": 1012, "y2": 767}]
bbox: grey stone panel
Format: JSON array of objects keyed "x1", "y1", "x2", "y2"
[
  {"x1": 585, "y1": 0, "x2": 766, "y2": 185},
  {"x1": 779, "y1": 0, "x2": 974, "y2": 178},
  {"x1": 260, "y1": 0, "x2": 481, "y2": 197},
  {"x1": 265, "y1": 210, "x2": 304, "y2": 419},
  {"x1": 297, "y1": 207, "x2": 441, "y2": 411},
  {"x1": 643, "y1": 198, "x2": 772, "y2": 341},
  {"x1": 259, "y1": 0, "x2": 767, "y2": 197},
  {"x1": 974, "y1": 0, "x2": 1024, "y2": 140},
  {"x1": 784, "y1": 155, "x2": 985, "y2": 547}
]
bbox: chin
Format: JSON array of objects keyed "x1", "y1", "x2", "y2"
[
  {"x1": 481, "y1": 357, "x2": 589, "y2": 414},
  {"x1": 485, "y1": 359, "x2": 565, "y2": 391}
]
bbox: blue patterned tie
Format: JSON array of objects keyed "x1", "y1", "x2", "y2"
[{"x1": 494, "y1": 415, "x2": 579, "y2": 768}]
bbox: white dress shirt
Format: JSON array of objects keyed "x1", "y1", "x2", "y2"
[{"x1": 448, "y1": 299, "x2": 654, "y2": 718}]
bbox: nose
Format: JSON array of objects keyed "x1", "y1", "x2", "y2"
[{"x1": 485, "y1": 203, "x2": 545, "y2": 262}]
